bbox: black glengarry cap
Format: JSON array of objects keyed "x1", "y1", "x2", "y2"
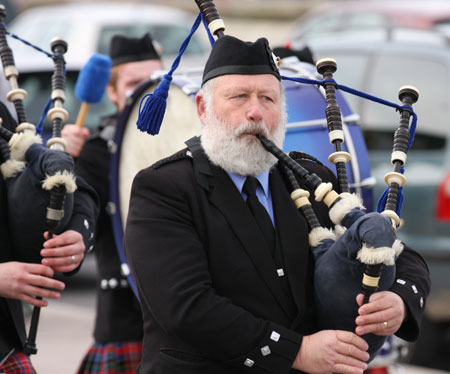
[
  {"x1": 110, "y1": 32, "x2": 161, "y2": 67},
  {"x1": 202, "y1": 35, "x2": 280, "y2": 86}
]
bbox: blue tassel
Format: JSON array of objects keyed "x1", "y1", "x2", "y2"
[
  {"x1": 136, "y1": 12, "x2": 203, "y2": 135},
  {"x1": 136, "y1": 74, "x2": 172, "y2": 134}
]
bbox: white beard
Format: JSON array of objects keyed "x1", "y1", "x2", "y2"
[{"x1": 200, "y1": 108, "x2": 286, "y2": 177}]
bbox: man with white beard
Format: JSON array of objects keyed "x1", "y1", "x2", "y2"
[{"x1": 124, "y1": 36, "x2": 430, "y2": 374}]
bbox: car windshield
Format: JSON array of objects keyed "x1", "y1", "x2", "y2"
[
  {"x1": 97, "y1": 25, "x2": 205, "y2": 56},
  {"x1": 313, "y1": 49, "x2": 449, "y2": 151},
  {"x1": 18, "y1": 71, "x2": 115, "y2": 133}
]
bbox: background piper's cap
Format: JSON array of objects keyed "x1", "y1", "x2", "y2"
[
  {"x1": 202, "y1": 35, "x2": 281, "y2": 86},
  {"x1": 273, "y1": 45, "x2": 315, "y2": 65},
  {"x1": 110, "y1": 32, "x2": 161, "y2": 67}
]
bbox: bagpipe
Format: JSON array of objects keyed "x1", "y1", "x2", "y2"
[
  {"x1": 0, "y1": 6, "x2": 74, "y2": 265},
  {"x1": 0, "y1": 4, "x2": 107, "y2": 355},
  {"x1": 130, "y1": 0, "x2": 420, "y2": 362}
]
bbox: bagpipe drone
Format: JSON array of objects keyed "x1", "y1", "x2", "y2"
[{"x1": 132, "y1": 0, "x2": 420, "y2": 362}]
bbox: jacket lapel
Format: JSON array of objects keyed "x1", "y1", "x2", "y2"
[
  {"x1": 270, "y1": 167, "x2": 312, "y2": 323},
  {"x1": 208, "y1": 164, "x2": 293, "y2": 317}
]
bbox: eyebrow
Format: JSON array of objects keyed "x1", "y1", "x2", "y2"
[{"x1": 223, "y1": 86, "x2": 279, "y2": 97}]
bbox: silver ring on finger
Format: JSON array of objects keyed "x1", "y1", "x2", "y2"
[{"x1": 71, "y1": 255, "x2": 76, "y2": 264}]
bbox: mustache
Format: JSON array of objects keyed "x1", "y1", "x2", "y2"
[{"x1": 232, "y1": 121, "x2": 270, "y2": 138}]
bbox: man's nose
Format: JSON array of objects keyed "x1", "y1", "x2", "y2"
[{"x1": 246, "y1": 97, "x2": 263, "y2": 122}]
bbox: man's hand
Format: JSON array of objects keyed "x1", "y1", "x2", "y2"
[
  {"x1": 41, "y1": 230, "x2": 85, "y2": 273},
  {"x1": 62, "y1": 124, "x2": 90, "y2": 158},
  {"x1": 292, "y1": 330, "x2": 369, "y2": 374},
  {"x1": 355, "y1": 291, "x2": 406, "y2": 336},
  {"x1": 0, "y1": 262, "x2": 65, "y2": 307}
]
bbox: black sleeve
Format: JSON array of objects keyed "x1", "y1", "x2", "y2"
[
  {"x1": 62, "y1": 173, "x2": 99, "y2": 276},
  {"x1": 390, "y1": 245, "x2": 431, "y2": 341}
]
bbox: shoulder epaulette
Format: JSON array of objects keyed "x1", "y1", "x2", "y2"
[
  {"x1": 151, "y1": 149, "x2": 191, "y2": 170},
  {"x1": 185, "y1": 136, "x2": 213, "y2": 191}
]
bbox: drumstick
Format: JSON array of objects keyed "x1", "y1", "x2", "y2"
[{"x1": 74, "y1": 53, "x2": 112, "y2": 127}]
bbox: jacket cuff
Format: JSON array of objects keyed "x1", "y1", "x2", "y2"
[
  {"x1": 390, "y1": 277, "x2": 426, "y2": 341},
  {"x1": 62, "y1": 214, "x2": 95, "y2": 276},
  {"x1": 225, "y1": 324, "x2": 302, "y2": 373}
]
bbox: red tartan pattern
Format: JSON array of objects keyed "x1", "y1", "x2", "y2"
[
  {"x1": 77, "y1": 341, "x2": 142, "y2": 374},
  {"x1": 0, "y1": 351, "x2": 36, "y2": 374}
]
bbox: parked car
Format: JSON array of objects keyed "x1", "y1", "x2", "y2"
[
  {"x1": 4, "y1": 2, "x2": 210, "y2": 131},
  {"x1": 304, "y1": 28, "x2": 450, "y2": 370},
  {"x1": 289, "y1": 0, "x2": 450, "y2": 46},
  {"x1": 2, "y1": 0, "x2": 20, "y2": 25}
]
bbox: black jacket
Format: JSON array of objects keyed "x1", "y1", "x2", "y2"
[
  {"x1": 124, "y1": 137, "x2": 430, "y2": 374},
  {"x1": 74, "y1": 115, "x2": 143, "y2": 343}
]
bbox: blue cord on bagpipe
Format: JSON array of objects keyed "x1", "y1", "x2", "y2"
[
  {"x1": 0, "y1": 24, "x2": 66, "y2": 134},
  {"x1": 281, "y1": 74, "x2": 418, "y2": 221}
]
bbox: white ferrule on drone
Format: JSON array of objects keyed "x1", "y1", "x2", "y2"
[
  {"x1": 328, "y1": 129, "x2": 344, "y2": 144},
  {"x1": 384, "y1": 171, "x2": 406, "y2": 187},
  {"x1": 314, "y1": 182, "x2": 339, "y2": 206},
  {"x1": 381, "y1": 209, "x2": 401, "y2": 230},
  {"x1": 46, "y1": 137, "x2": 67, "y2": 152},
  {"x1": 208, "y1": 19, "x2": 226, "y2": 36},
  {"x1": 391, "y1": 150, "x2": 407, "y2": 165},
  {"x1": 15, "y1": 123, "x2": 36, "y2": 134},
  {"x1": 290, "y1": 188, "x2": 311, "y2": 209},
  {"x1": 328, "y1": 150, "x2": 351, "y2": 165},
  {"x1": 47, "y1": 106, "x2": 69, "y2": 123}
]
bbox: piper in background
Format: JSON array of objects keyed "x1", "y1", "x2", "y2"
[{"x1": 62, "y1": 33, "x2": 163, "y2": 373}]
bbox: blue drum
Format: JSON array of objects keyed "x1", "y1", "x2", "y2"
[
  {"x1": 109, "y1": 60, "x2": 374, "y2": 295},
  {"x1": 281, "y1": 60, "x2": 374, "y2": 210}
]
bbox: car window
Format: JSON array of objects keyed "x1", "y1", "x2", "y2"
[
  {"x1": 18, "y1": 71, "x2": 115, "y2": 133},
  {"x1": 363, "y1": 53, "x2": 448, "y2": 150},
  {"x1": 8, "y1": 20, "x2": 72, "y2": 55},
  {"x1": 316, "y1": 53, "x2": 370, "y2": 114},
  {"x1": 345, "y1": 13, "x2": 389, "y2": 29},
  {"x1": 296, "y1": 14, "x2": 343, "y2": 40},
  {"x1": 316, "y1": 49, "x2": 449, "y2": 151},
  {"x1": 97, "y1": 25, "x2": 205, "y2": 57},
  {"x1": 363, "y1": 130, "x2": 446, "y2": 151}
]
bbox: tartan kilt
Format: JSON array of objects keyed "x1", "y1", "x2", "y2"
[
  {"x1": 0, "y1": 350, "x2": 36, "y2": 374},
  {"x1": 77, "y1": 341, "x2": 142, "y2": 374}
]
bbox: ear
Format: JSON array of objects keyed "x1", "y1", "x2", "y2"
[
  {"x1": 106, "y1": 83, "x2": 118, "y2": 108},
  {"x1": 196, "y1": 92, "x2": 207, "y2": 124}
]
